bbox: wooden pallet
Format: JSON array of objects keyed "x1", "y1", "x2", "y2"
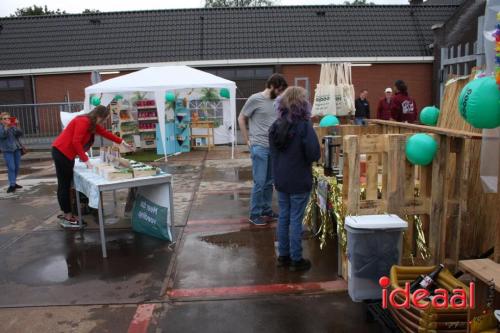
[{"x1": 341, "y1": 133, "x2": 471, "y2": 269}]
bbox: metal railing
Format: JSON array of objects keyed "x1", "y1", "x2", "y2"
[
  {"x1": 0, "y1": 102, "x2": 83, "y2": 147},
  {"x1": 0, "y1": 98, "x2": 253, "y2": 148}
]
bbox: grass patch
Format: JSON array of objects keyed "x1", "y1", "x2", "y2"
[{"x1": 123, "y1": 150, "x2": 163, "y2": 162}]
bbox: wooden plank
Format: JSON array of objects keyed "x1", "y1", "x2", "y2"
[
  {"x1": 358, "y1": 199, "x2": 386, "y2": 213},
  {"x1": 366, "y1": 119, "x2": 483, "y2": 140},
  {"x1": 343, "y1": 135, "x2": 360, "y2": 214},
  {"x1": 419, "y1": 165, "x2": 432, "y2": 263},
  {"x1": 365, "y1": 153, "x2": 379, "y2": 200},
  {"x1": 359, "y1": 135, "x2": 386, "y2": 154},
  {"x1": 386, "y1": 135, "x2": 406, "y2": 215},
  {"x1": 429, "y1": 135, "x2": 450, "y2": 264},
  {"x1": 459, "y1": 259, "x2": 500, "y2": 292},
  {"x1": 451, "y1": 138, "x2": 468, "y2": 266}
]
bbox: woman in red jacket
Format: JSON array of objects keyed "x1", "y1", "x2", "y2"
[{"x1": 52, "y1": 105, "x2": 131, "y2": 228}]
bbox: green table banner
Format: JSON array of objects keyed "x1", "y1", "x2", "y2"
[{"x1": 132, "y1": 194, "x2": 170, "y2": 241}]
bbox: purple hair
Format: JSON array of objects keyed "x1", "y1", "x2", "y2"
[{"x1": 275, "y1": 94, "x2": 312, "y2": 123}]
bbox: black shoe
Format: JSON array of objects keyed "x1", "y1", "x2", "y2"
[
  {"x1": 277, "y1": 256, "x2": 291, "y2": 267},
  {"x1": 14, "y1": 184, "x2": 22, "y2": 189},
  {"x1": 6, "y1": 186, "x2": 15, "y2": 193},
  {"x1": 289, "y1": 258, "x2": 311, "y2": 272}
]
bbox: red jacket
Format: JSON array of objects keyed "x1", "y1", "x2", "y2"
[
  {"x1": 391, "y1": 92, "x2": 418, "y2": 123},
  {"x1": 377, "y1": 97, "x2": 393, "y2": 120},
  {"x1": 52, "y1": 116, "x2": 122, "y2": 162}
]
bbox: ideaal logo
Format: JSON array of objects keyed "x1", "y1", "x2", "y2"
[{"x1": 379, "y1": 276, "x2": 475, "y2": 310}]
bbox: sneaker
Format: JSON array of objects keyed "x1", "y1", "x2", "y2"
[
  {"x1": 277, "y1": 256, "x2": 291, "y2": 267},
  {"x1": 262, "y1": 211, "x2": 279, "y2": 222},
  {"x1": 14, "y1": 184, "x2": 22, "y2": 189},
  {"x1": 289, "y1": 258, "x2": 312, "y2": 272},
  {"x1": 6, "y1": 186, "x2": 15, "y2": 193},
  {"x1": 58, "y1": 216, "x2": 85, "y2": 230},
  {"x1": 249, "y1": 216, "x2": 267, "y2": 226},
  {"x1": 57, "y1": 215, "x2": 87, "y2": 226}
]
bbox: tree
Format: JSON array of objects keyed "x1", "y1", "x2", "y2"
[
  {"x1": 11, "y1": 5, "x2": 66, "y2": 17},
  {"x1": 205, "y1": 0, "x2": 275, "y2": 8},
  {"x1": 82, "y1": 9, "x2": 101, "y2": 14},
  {"x1": 343, "y1": 0, "x2": 375, "y2": 4}
]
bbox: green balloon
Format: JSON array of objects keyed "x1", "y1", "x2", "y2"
[
  {"x1": 319, "y1": 115, "x2": 340, "y2": 127},
  {"x1": 114, "y1": 94, "x2": 123, "y2": 101},
  {"x1": 220, "y1": 88, "x2": 230, "y2": 99},
  {"x1": 405, "y1": 134, "x2": 438, "y2": 166},
  {"x1": 458, "y1": 76, "x2": 500, "y2": 129},
  {"x1": 165, "y1": 91, "x2": 176, "y2": 103},
  {"x1": 419, "y1": 106, "x2": 440, "y2": 126},
  {"x1": 90, "y1": 96, "x2": 101, "y2": 106}
]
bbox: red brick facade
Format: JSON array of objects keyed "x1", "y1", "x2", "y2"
[
  {"x1": 282, "y1": 63, "x2": 434, "y2": 118},
  {"x1": 33, "y1": 64, "x2": 433, "y2": 119}
]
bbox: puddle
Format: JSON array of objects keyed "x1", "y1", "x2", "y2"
[
  {"x1": 203, "y1": 166, "x2": 252, "y2": 182},
  {"x1": 17, "y1": 255, "x2": 70, "y2": 284}
]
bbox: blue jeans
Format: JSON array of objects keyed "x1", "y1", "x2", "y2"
[
  {"x1": 249, "y1": 145, "x2": 273, "y2": 218},
  {"x1": 277, "y1": 191, "x2": 311, "y2": 261},
  {"x1": 3, "y1": 149, "x2": 21, "y2": 187},
  {"x1": 354, "y1": 117, "x2": 366, "y2": 125}
]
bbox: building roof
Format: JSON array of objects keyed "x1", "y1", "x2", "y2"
[{"x1": 0, "y1": 5, "x2": 459, "y2": 73}]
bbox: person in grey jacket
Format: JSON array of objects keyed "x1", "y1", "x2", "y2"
[{"x1": 0, "y1": 113, "x2": 23, "y2": 193}]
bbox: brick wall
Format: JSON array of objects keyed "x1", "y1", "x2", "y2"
[
  {"x1": 35, "y1": 72, "x2": 126, "y2": 103},
  {"x1": 282, "y1": 63, "x2": 434, "y2": 118}
]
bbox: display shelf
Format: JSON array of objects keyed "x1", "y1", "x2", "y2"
[
  {"x1": 136, "y1": 106, "x2": 157, "y2": 110},
  {"x1": 138, "y1": 117, "x2": 158, "y2": 121},
  {"x1": 191, "y1": 121, "x2": 214, "y2": 151},
  {"x1": 139, "y1": 129, "x2": 156, "y2": 133}
]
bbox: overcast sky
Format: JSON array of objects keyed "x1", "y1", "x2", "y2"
[{"x1": 1, "y1": 0, "x2": 409, "y2": 16}]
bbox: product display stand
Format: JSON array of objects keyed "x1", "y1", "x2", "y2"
[
  {"x1": 191, "y1": 121, "x2": 215, "y2": 150},
  {"x1": 174, "y1": 99, "x2": 191, "y2": 153},
  {"x1": 137, "y1": 99, "x2": 157, "y2": 149}
]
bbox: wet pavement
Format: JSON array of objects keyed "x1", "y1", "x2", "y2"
[{"x1": 0, "y1": 146, "x2": 382, "y2": 332}]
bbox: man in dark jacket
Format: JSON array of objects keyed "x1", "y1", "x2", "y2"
[{"x1": 354, "y1": 89, "x2": 370, "y2": 125}]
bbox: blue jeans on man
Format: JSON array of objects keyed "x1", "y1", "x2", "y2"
[
  {"x1": 249, "y1": 145, "x2": 274, "y2": 219},
  {"x1": 354, "y1": 117, "x2": 366, "y2": 125},
  {"x1": 3, "y1": 149, "x2": 21, "y2": 187},
  {"x1": 277, "y1": 191, "x2": 310, "y2": 262}
]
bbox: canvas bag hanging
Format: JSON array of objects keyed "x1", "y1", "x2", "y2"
[
  {"x1": 312, "y1": 64, "x2": 337, "y2": 116},
  {"x1": 334, "y1": 63, "x2": 356, "y2": 116}
]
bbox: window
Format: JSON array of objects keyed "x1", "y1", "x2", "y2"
[
  {"x1": 189, "y1": 100, "x2": 224, "y2": 127},
  {"x1": 294, "y1": 77, "x2": 310, "y2": 99}
]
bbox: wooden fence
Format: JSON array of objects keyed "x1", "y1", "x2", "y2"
[{"x1": 328, "y1": 120, "x2": 485, "y2": 269}]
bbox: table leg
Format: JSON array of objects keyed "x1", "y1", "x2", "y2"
[
  {"x1": 98, "y1": 191, "x2": 108, "y2": 258},
  {"x1": 75, "y1": 189, "x2": 83, "y2": 228},
  {"x1": 168, "y1": 183, "x2": 174, "y2": 236},
  {"x1": 113, "y1": 190, "x2": 117, "y2": 210}
]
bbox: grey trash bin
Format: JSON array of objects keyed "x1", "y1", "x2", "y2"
[{"x1": 345, "y1": 214, "x2": 408, "y2": 302}]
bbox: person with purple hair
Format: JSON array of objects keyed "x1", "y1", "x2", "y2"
[{"x1": 269, "y1": 87, "x2": 321, "y2": 272}]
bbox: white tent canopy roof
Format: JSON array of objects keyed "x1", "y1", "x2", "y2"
[{"x1": 85, "y1": 65, "x2": 236, "y2": 94}]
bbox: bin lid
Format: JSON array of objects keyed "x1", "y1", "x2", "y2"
[{"x1": 345, "y1": 214, "x2": 408, "y2": 230}]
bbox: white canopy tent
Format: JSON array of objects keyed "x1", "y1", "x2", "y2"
[{"x1": 84, "y1": 66, "x2": 237, "y2": 159}]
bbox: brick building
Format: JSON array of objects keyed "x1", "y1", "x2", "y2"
[{"x1": 0, "y1": 4, "x2": 460, "y2": 120}]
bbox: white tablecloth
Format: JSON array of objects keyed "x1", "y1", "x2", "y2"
[{"x1": 73, "y1": 158, "x2": 166, "y2": 209}]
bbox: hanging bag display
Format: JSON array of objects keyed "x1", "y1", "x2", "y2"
[
  {"x1": 334, "y1": 63, "x2": 356, "y2": 116},
  {"x1": 312, "y1": 64, "x2": 337, "y2": 116}
]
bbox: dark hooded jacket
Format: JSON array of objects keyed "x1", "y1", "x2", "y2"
[{"x1": 269, "y1": 119, "x2": 320, "y2": 194}]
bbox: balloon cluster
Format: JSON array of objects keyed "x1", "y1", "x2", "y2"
[{"x1": 319, "y1": 115, "x2": 339, "y2": 127}]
